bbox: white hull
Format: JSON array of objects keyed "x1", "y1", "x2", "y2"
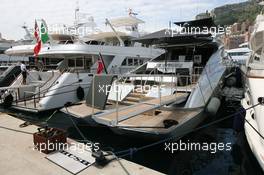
[
  {"x1": 4, "y1": 44, "x2": 34, "y2": 56},
  {"x1": 39, "y1": 72, "x2": 92, "y2": 110},
  {"x1": 242, "y1": 14, "x2": 264, "y2": 172},
  {"x1": 242, "y1": 76, "x2": 264, "y2": 171}
]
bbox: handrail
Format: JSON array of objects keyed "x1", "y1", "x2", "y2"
[{"x1": 144, "y1": 68, "x2": 155, "y2": 87}]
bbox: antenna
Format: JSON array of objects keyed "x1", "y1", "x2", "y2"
[
  {"x1": 128, "y1": 8, "x2": 138, "y2": 17},
  {"x1": 75, "y1": 1, "x2": 80, "y2": 26},
  {"x1": 21, "y1": 23, "x2": 33, "y2": 40}
]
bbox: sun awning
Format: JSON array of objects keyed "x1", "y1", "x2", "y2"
[{"x1": 109, "y1": 16, "x2": 145, "y2": 27}]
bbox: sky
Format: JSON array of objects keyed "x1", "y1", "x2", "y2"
[{"x1": 0, "y1": 0, "x2": 247, "y2": 40}]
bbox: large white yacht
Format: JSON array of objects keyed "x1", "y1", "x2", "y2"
[
  {"x1": 0, "y1": 16, "x2": 165, "y2": 113},
  {"x1": 62, "y1": 18, "x2": 228, "y2": 140},
  {"x1": 241, "y1": 14, "x2": 264, "y2": 171}
]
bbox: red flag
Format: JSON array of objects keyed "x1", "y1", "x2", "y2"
[
  {"x1": 34, "y1": 20, "x2": 41, "y2": 58},
  {"x1": 97, "y1": 57, "x2": 104, "y2": 74},
  {"x1": 34, "y1": 40, "x2": 41, "y2": 56}
]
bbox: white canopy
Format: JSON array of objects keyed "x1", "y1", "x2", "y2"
[{"x1": 109, "y1": 16, "x2": 144, "y2": 27}]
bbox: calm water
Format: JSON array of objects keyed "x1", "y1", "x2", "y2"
[{"x1": 3, "y1": 100, "x2": 263, "y2": 175}]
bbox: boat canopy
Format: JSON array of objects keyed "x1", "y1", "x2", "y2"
[
  {"x1": 109, "y1": 16, "x2": 144, "y2": 27},
  {"x1": 133, "y1": 29, "x2": 213, "y2": 46},
  {"x1": 174, "y1": 17, "x2": 216, "y2": 28}
]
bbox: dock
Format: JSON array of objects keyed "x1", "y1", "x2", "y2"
[{"x1": 0, "y1": 112, "x2": 164, "y2": 175}]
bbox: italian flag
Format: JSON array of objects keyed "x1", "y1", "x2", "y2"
[{"x1": 34, "y1": 19, "x2": 49, "y2": 57}]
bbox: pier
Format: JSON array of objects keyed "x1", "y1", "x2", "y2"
[{"x1": 0, "y1": 112, "x2": 164, "y2": 175}]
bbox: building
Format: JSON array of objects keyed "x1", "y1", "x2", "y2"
[{"x1": 224, "y1": 21, "x2": 253, "y2": 49}]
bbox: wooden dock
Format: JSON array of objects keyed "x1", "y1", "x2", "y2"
[{"x1": 0, "y1": 112, "x2": 164, "y2": 175}]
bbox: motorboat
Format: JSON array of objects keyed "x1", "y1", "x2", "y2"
[
  {"x1": 241, "y1": 14, "x2": 264, "y2": 171},
  {"x1": 62, "y1": 18, "x2": 228, "y2": 140}
]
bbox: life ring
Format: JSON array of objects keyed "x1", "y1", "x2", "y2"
[{"x1": 76, "y1": 86, "x2": 84, "y2": 100}]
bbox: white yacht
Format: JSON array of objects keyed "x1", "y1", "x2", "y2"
[
  {"x1": 241, "y1": 14, "x2": 264, "y2": 171},
  {"x1": 62, "y1": 18, "x2": 228, "y2": 140},
  {"x1": 226, "y1": 42, "x2": 251, "y2": 65},
  {"x1": 0, "y1": 16, "x2": 165, "y2": 113},
  {"x1": 91, "y1": 35, "x2": 227, "y2": 139}
]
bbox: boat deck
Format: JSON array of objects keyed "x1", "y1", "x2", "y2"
[
  {"x1": 117, "y1": 108, "x2": 203, "y2": 132},
  {"x1": 93, "y1": 93, "x2": 188, "y2": 126},
  {"x1": 61, "y1": 102, "x2": 128, "y2": 118},
  {"x1": 0, "y1": 112, "x2": 164, "y2": 175}
]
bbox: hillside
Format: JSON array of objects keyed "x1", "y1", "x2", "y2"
[{"x1": 212, "y1": 0, "x2": 262, "y2": 26}]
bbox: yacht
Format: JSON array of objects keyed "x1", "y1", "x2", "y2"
[
  {"x1": 62, "y1": 18, "x2": 228, "y2": 140},
  {"x1": 241, "y1": 14, "x2": 264, "y2": 171},
  {"x1": 0, "y1": 16, "x2": 165, "y2": 113},
  {"x1": 226, "y1": 42, "x2": 251, "y2": 65}
]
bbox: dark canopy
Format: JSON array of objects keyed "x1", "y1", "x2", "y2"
[
  {"x1": 133, "y1": 17, "x2": 216, "y2": 46},
  {"x1": 174, "y1": 17, "x2": 216, "y2": 28}
]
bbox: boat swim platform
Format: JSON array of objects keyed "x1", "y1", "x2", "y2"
[
  {"x1": 10, "y1": 99, "x2": 43, "y2": 113},
  {"x1": 93, "y1": 93, "x2": 188, "y2": 126},
  {"x1": 115, "y1": 108, "x2": 204, "y2": 133},
  {"x1": 0, "y1": 113, "x2": 164, "y2": 175},
  {"x1": 61, "y1": 93, "x2": 188, "y2": 126}
]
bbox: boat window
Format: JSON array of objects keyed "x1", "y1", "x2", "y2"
[
  {"x1": 135, "y1": 59, "x2": 140, "y2": 66},
  {"x1": 76, "y1": 58, "x2": 84, "y2": 67},
  {"x1": 85, "y1": 59, "x2": 92, "y2": 68},
  {"x1": 121, "y1": 57, "x2": 144, "y2": 66},
  {"x1": 122, "y1": 58, "x2": 127, "y2": 66},
  {"x1": 128, "y1": 58, "x2": 133, "y2": 66},
  {"x1": 178, "y1": 56, "x2": 186, "y2": 62},
  {"x1": 228, "y1": 52, "x2": 249, "y2": 56},
  {"x1": 68, "y1": 59, "x2": 75, "y2": 67}
]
